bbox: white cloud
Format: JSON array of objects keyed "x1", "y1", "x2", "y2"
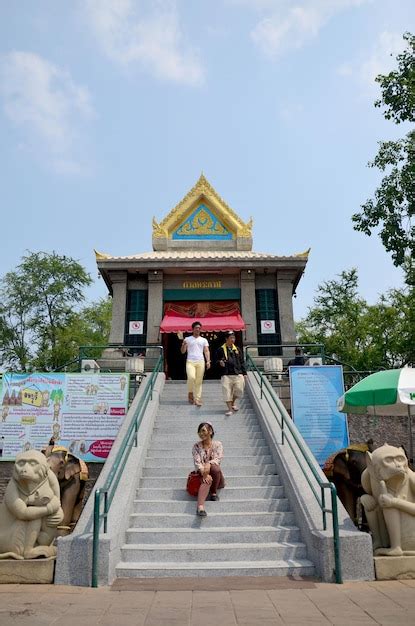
[
  {"x1": 359, "y1": 31, "x2": 404, "y2": 87},
  {"x1": 336, "y1": 31, "x2": 405, "y2": 95},
  {"x1": 232, "y1": 0, "x2": 371, "y2": 57},
  {"x1": 0, "y1": 51, "x2": 94, "y2": 174},
  {"x1": 85, "y1": 0, "x2": 204, "y2": 86}
]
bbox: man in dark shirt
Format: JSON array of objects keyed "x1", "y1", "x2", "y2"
[
  {"x1": 287, "y1": 346, "x2": 306, "y2": 368},
  {"x1": 216, "y1": 331, "x2": 247, "y2": 416}
]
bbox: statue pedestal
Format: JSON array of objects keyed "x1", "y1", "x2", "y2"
[
  {"x1": 374, "y1": 556, "x2": 415, "y2": 580},
  {"x1": 0, "y1": 557, "x2": 55, "y2": 584}
]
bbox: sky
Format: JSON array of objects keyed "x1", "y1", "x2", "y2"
[{"x1": 0, "y1": 0, "x2": 413, "y2": 320}]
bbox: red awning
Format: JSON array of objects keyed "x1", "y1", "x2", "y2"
[{"x1": 160, "y1": 311, "x2": 246, "y2": 333}]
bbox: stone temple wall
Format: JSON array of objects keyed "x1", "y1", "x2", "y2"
[{"x1": 348, "y1": 414, "x2": 413, "y2": 456}]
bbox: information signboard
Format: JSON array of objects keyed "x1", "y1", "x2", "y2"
[
  {"x1": 289, "y1": 365, "x2": 349, "y2": 466},
  {"x1": 0, "y1": 372, "x2": 129, "y2": 462}
]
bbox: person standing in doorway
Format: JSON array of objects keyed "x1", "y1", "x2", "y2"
[
  {"x1": 216, "y1": 330, "x2": 247, "y2": 416},
  {"x1": 181, "y1": 321, "x2": 211, "y2": 407}
]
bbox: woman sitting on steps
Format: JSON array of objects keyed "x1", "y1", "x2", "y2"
[{"x1": 192, "y1": 422, "x2": 225, "y2": 517}]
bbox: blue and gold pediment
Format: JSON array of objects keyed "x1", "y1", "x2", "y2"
[{"x1": 173, "y1": 204, "x2": 233, "y2": 240}]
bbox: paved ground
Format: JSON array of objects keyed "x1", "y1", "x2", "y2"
[{"x1": 1, "y1": 578, "x2": 415, "y2": 625}]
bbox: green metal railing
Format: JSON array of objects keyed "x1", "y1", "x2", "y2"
[
  {"x1": 91, "y1": 349, "x2": 163, "y2": 587},
  {"x1": 246, "y1": 342, "x2": 325, "y2": 362},
  {"x1": 79, "y1": 345, "x2": 162, "y2": 373},
  {"x1": 245, "y1": 352, "x2": 342, "y2": 584}
]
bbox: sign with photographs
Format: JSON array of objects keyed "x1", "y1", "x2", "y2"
[{"x1": 0, "y1": 372, "x2": 129, "y2": 462}]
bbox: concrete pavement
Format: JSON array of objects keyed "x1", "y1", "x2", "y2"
[{"x1": 1, "y1": 578, "x2": 415, "y2": 625}]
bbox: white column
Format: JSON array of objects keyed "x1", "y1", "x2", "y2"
[{"x1": 108, "y1": 272, "x2": 128, "y2": 345}]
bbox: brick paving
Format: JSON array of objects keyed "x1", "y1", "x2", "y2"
[{"x1": 0, "y1": 579, "x2": 415, "y2": 625}]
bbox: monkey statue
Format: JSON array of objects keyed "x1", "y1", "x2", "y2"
[
  {"x1": 361, "y1": 443, "x2": 415, "y2": 556},
  {"x1": 0, "y1": 450, "x2": 64, "y2": 559}
]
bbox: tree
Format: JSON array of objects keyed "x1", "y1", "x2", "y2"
[
  {"x1": 374, "y1": 32, "x2": 415, "y2": 124},
  {"x1": 296, "y1": 269, "x2": 412, "y2": 370},
  {"x1": 352, "y1": 32, "x2": 415, "y2": 285},
  {"x1": 0, "y1": 251, "x2": 92, "y2": 370},
  {"x1": 0, "y1": 271, "x2": 36, "y2": 370},
  {"x1": 46, "y1": 298, "x2": 112, "y2": 368}
]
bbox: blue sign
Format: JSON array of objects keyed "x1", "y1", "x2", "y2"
[{"x1": 290, "y1": 366, "x2": 349, "y2": 466}]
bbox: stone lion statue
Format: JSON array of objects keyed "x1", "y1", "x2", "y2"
[
  {"x1": 0, "y1": 450, "x2": 64, "y2": 559},
  {"x1": 361, "y1": 443, "x2": 415, "y2": 556}
]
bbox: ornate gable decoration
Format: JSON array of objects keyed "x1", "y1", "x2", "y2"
[
  {"x1": 174, "y1": 203, "x2": 232, "y2": 240},
  {"x1": 152, "y1": 175, "x2": 253, "y2": 250}
]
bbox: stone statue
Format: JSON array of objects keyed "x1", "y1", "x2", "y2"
[
  {"x1": 0, "y1": 450, "x2": 64, "y2": 559},
  {"x1": 361, "y1": 443, "x2": 415, "y2": 556},
  {"x1": 44, "y1": 442, "x2": 89, "y2": 536}
]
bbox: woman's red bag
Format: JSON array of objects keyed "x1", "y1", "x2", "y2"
[{"x1": 186, "y1": 471, "x2": 202, "y2": 496}]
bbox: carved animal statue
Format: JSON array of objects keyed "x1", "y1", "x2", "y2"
[
  {"x1": 0, "y1": 450, "x2": 64, "y2": 559},
  {"x1": 44, "y1": 443, "x2": 89, "y2": 536},
  {"x1": 323, "y1": 440, "x2": 374, "y2": 527},
  {"x1": 361, "y1": 443, "x2": 415, "y2": 556}
]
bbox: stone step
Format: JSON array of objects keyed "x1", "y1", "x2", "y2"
[
  {"x1": 150, "y1": 433, "x2": 267, "y2": 444},
  {"x1": 154, "y1": 416, "x2": 258, "y2": 425},
  {"x1": 125, "y1": 526, "x2": 301, "y2": 544},
  {"x1": 139, "y1": 475, "x2": 281, "y2": 488},
  {"x1": 136, "y1": 487, "x2": 285, "y2": 501},
  {"x1": 114, "y1": 380, "x2": 311, "y2": 582},
  {"x1": 131, "y1": 498, "x2": 286, "y2": 514},
  {"x1": 143, "y1": 455, "x2": 273, "y2": 468},
  {"x1": 142, "y1": 461, "x2": 277, "y2": 478},
  {"x1": 148, "y1": 440, "x2": 268, "y2": 452},
  {"x1": 146, "y1": 446, "x2": 271, "y2": 458},
  {"x1": 157, "y1": 404, "x2": 255, "y2": 414},
  {"x1": 157, "y1": 404, "x2": 255, "y2": 411},
  {"x1": 128, "y1": 511, "x2": 295, "y2": 528},
  {"x1": 151, "y1": 425, "x2": 262, "y2": 434},
  {"x1": 157, "y1": 406, "x2": 254, "y2": 413},
  {"x1": 115, "y1": 559, "x2": 315, "y2": 578},
  {"x1": 120, "y1": 541, "x2": 308, "y2": 563}
]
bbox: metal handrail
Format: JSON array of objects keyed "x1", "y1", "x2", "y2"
[
  {"x1": 91, "y1": 350, "x2": 163, "y2": 587},
  {"x1": 245, "y1": 352, "x2": 342, "y2": 584},
  {"x1": 245, "y1": 343, "x2": 325, "y2": 358}
]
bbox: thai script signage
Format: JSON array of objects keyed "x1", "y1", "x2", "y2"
[
  {"x1": 290, "y1": 365, "x2": 349, "y2": 466},
  {"x1": 0, "y1": 372, "x2": 129, "y2": 462},
  {"x1": 182, "y1": 280, "x2": 222, "y2": 289}
]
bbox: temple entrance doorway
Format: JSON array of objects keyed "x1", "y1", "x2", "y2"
[
  {"x1": 160, "y1": 300, "x2": 245, "y2": 381},
  {"x1": 163, "y1": 331, "x2": 244, "y2": 381}
]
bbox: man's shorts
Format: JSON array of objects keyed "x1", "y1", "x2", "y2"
[{"x1": 221, "y1": 374, "x2": 245, "y2": 402}]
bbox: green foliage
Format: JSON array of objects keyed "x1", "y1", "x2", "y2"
[
  {"x1": 45, "y1": 298, "x2": 112, "y2": 368},
  {"x1": 353, "y1": 32, "x2": 415, "y2": 285},
  {"x1": 296, "y1": 269, "x2": 413, "y2": 370},
  {"x1": 0, "y1": 251, "x2": 111, "y2": 371},
  {"x1": 375, "y1": 33, "x2": 415, "y2": 124},
  {"x1": 352, "y1": 132, "x2": 415, "y2": 274},
  {"x1": 0, "y1": 269, "x2": 37, "y2": 370}
]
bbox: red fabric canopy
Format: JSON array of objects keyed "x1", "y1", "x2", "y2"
[{"x1": 160, "y1": 311, "x2": 246, "y2": 333}]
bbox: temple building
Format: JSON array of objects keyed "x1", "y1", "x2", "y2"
[{"x1": 96, "y1": 175, "x2": 308, "y2": 378}]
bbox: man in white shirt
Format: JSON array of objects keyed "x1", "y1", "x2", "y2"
[{"x1": 180, "y1": 321, "x2": 211, "y2": 406}]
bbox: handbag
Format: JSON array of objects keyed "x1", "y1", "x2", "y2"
[{"x1": 186, "y1": 470, "x2": 202, "y2": 497}]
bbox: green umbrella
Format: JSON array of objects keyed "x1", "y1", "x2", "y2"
[{"x1": 337, "y1": 368, "x2": 415, "y2": 459}]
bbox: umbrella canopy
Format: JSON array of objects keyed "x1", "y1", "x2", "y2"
[{"x1": 337, "y1": 368, "x2": 415, "y2": 416}]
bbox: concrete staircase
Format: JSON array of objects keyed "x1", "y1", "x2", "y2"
[{"x1": 115, "y1": 381, "x2": 315, "y2": 578}]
